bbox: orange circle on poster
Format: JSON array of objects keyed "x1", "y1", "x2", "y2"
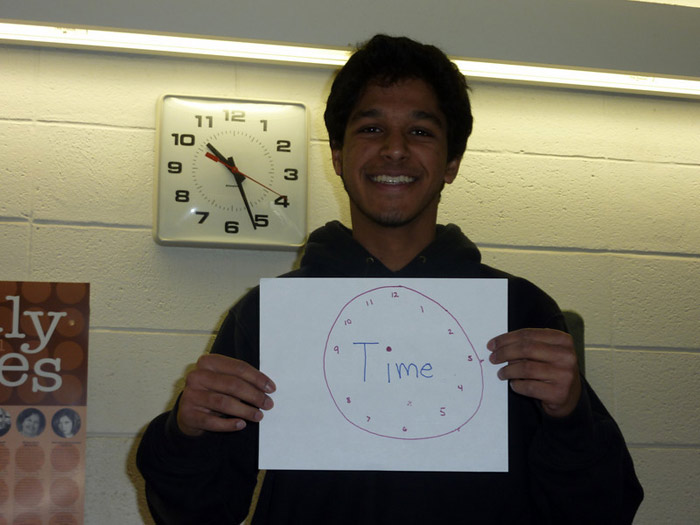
[
  {"x1": 49, "y1": 513, "x2": 77, "y2": 525},
  {"x1": 0, "y1": 384, "x2": 13, "y2": 404},
  {"x1": 51, "y1": 376, "x2": 82, "y2": 405},
  {"x1": 55, "y1": 309, "x2": 84, "y2": 339},
  {"x1": 13, "y1": 478, "x2": 43, "y2": 507},
  {"x1": 15, "y1": 446, "x2": 45, "y2": 473},
  {"x1": 17, "y1": 377, "x2": 47, "y2": 405},
  {"x1": 53, "y1": 342, "x2": 84, "y2": 371},
  {"x1": 50, "y1": 478, "x2": 79, "y2": 507},
  {"x1": 0, "y1": 479, "x2": 8, "y2": 504},
  {"x1": 21, "y1": 282, "x2": 52, "y2": 304},
  {"x1": 51, "y1": 446, "x2": 80, "y2": 472},
  {"x1": 0, "y1": 446, "x2": 9, "y2": 472},
  {"x1": 55, "y1": 283, "x2": 87, "y2": 305},
  {"x1": 0, "y1": 282, "x2": 18, "y2": 298},
  {"x1": 12, "y1": 513, "x2": 42, "y2": 525}
]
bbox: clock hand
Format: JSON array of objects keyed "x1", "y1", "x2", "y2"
[
  {"x1": 228, "y1": 156, "x2": 257, "y2": 230},
  {"x1": 205, "y1": 149, "x2": 287, "y2": 198},
  {"x1": 206, "y1": 143, "x2": 257, "y2": 229}
]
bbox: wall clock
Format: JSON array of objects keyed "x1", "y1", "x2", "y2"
[{"x1": 154, "y1": 95, "x2": 308, "y2": 249}]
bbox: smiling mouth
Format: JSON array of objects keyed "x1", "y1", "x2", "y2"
[{"x1": 370, "y1": 174, "x2": 416, "y2": 185}]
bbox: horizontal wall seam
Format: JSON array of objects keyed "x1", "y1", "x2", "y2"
[
  {"x1": 91, "y1": 327, "x2": 215, "y2": 336},
  {"x1": 468, "y1": 148, "x2": 700, "y2": 168},
  {"x1": 481, "y1": 243, "x2": 700, "y2": 260},
  {"x1": 586, "y1": 345, "x2": 700, "y2": 353},
  {"x1": 31, "y1": 220, "x2": 150, "y2": 230},
  {"x1": 627, "y1": 443, "x2": 700, "y2": 450},
  {"x1": 0, "y1": 217, "x2": 30, "y2": 224}
]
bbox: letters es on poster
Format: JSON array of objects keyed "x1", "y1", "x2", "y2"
[{"x1": 0, "y1": 295, "x2": 66, "y2": 392}]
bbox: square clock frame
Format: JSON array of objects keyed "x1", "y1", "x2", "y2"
[{"x1": 154, "y1": 95, "x2": 308, "y2": 249}]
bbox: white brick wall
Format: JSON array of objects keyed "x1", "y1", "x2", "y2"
[{"x1": 1, "y1": 44, "x2": 698, "y2": 524}]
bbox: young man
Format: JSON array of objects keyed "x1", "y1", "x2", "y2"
[{"x1": 137, "y1": 35, "x2": 643, "y2": 523}]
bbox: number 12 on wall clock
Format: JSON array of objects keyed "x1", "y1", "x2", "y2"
[{"x1": 154, "y1": 95, "x2": 308, "y2": 249}]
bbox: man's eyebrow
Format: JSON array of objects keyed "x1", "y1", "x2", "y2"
[
  {"x1": 348, "y1": 108, "x2": 382, "y2": 122},
  {"x1": 412, "y1": 110, "x2": 445, "y2": 128},
  {"x1": 348, "y1": 108, "x2": 445, "y2": 128}
]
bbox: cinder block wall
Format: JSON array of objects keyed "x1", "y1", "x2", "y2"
[{"x1": 1, "y1": 45, "x2": 698, "y2": 524}]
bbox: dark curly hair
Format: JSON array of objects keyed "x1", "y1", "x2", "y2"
[{"x1": 324, "y1": 34, "x2": 473, "y2": 162}]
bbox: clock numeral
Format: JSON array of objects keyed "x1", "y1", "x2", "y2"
[
  {"x1": 276, "y1": 140, "x2": 291, "y2": 153},
  {"x1": 195, "y1": 115, "x2": 213, "y2": 128},
  {"x1": 167, "y1": 161, "x2": 182, "y2": 174},
  {"x1": 254, "y1": 215, "x2": 269, "y2": 228},
  {"x1": 283, "y1": 168, "x2": 298, "y2": 181},
  {"x1": 171, "y1": 133, "x2": 195, "y2": 146},
  {"x1": 274, "y1": 195, "x2": 290, "y2": 208},
  {"x1": 225, "y1": 221, "x2": 240, "y2": 234},
  {"x1": 224, "y1": 110, "x2": 245, "y2": 122},
  {"x1": 195, "y1": 211, "x2": 209, "y2": 224},
  {"x1": 260, "y1": 119, "x2": 268, "y2": 132},
  {"x1": 175, "y1": 190, "x2": 190, "y2": 202}
]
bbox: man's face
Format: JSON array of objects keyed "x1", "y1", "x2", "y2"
[{"x1": 332, "y1": 78, "x2": 460, "y2": 230}]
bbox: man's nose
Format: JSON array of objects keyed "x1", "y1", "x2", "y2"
[{"x1": 380, "y1": 130, "x2": 409, "y2": 160}]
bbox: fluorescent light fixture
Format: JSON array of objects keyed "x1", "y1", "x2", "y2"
[
  {"x1": 628, "y1": 0, "x2": 700, "y2": 7},
  {"x1": 1, "y1": 21, "x2": 699, "y2": 98}
]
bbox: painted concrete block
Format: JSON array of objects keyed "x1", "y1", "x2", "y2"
[
  {"x1": 481, "y1": 249, "x2": 614, "y2": 345},
  {"x1": 87, "y1": 331, "x2": 212, "y2": 434},
  {"x1": 33, "y1": 124, "x2": 154, "y2": 226},
  {"x1": 614, "y1": 350, "x2": 700, "y2": 445},
  {"x1": 442, "y1": 153, "x2": 700, "y2": 255},
  {"x1": 0, "y1": 224, "x2": 31, "y2": 278},
  {"x1": 611, "y1": 255, "x2": 700, "y2": 348},
  {"x1": 0, "y1": 47, "x2": 40, "y2": 121},
  {"x1": 629, "y1": 446, "x2": 700, "y2": 524},
  {"x1": 85, "y1": 436, "x2": 154, "y2": 525},
  {"x1": 469, "y1": 81, "x2": 700, "y2": 165},
  {"x1": 0, "y1": 122, "x2": 36, "y2": 218}
]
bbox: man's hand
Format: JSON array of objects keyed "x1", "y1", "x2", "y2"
[
  {"x1": 177, "y1": 354, "x2": 276, "y2": 437},
  {"x1": 487, "y1": 328, "x2": 581, "y2": 418}
]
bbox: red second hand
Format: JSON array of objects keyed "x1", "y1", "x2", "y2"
[{"x1": 205, "y1": 152, "x2": 286, "y2": 197}]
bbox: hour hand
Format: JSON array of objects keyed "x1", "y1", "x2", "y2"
[{"x1": 206, "y1": 143, "x2": 256, "y2": 229}]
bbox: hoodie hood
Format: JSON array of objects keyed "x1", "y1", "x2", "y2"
[{"x1": 298, "y1": 221, "x2": 483, "y2": 278}]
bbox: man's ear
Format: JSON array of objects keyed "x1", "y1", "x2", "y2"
[
  {"x1": 331, "y1": 146, "x2": 343, "y2": 176},
  {"x1": 444, "y1": 156, "x2": 462, "y2": 184}
]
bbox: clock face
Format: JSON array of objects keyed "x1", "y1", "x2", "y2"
[
  {"x1": 323, "y1": 285, "x2": 485, "y2": 440},
  {"x1": 154, "y1": 95, "x2": 308, "y2": 249}
]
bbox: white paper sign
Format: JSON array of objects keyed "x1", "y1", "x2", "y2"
[{"x1": 259, "y1": 278, "x2": 508, "y2": 472}]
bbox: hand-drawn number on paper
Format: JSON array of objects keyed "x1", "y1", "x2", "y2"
[{"x1": 323, "y1": 285, "x2": 484, "y2": 440}]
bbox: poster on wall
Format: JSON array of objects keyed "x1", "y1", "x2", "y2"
[{"x1": 0, "y1": 281, "x2": 89, "y2": 525}]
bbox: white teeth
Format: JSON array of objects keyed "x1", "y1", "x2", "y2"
[{"x1": 371, "y1": 174, "x2": 415, "y2": 184}]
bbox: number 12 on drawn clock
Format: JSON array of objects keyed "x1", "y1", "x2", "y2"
[
  {"x1": 153, "y1": 95, "x2": 308, "y2": 249},
  {"x1": 323, "y1": 285, "x2": 485, "y2": 440}
]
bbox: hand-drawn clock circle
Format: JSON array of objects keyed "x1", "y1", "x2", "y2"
[{"x1": 323, "y1": 285, "x2": 484, "y2": 440}]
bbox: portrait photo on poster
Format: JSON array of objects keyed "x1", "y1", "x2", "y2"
[{"x1": 52, "y1": 408, "x2": 82, "y2": 439}]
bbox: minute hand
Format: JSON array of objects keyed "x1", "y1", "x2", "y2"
[{"x1": 206, "y1": 143, "x2": 257, "y2": 229}]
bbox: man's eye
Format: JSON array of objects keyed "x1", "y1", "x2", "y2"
[
  {"x1": 359, "y1": 126, "x2": 381, "y2": 133},
  {"x1": 411, "y1": 128, "x2": 433, "y2": 137}
]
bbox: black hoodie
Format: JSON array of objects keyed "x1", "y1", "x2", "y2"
[{"x1": 137, "y1": 221, "x2": 643, "y2": 524}]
